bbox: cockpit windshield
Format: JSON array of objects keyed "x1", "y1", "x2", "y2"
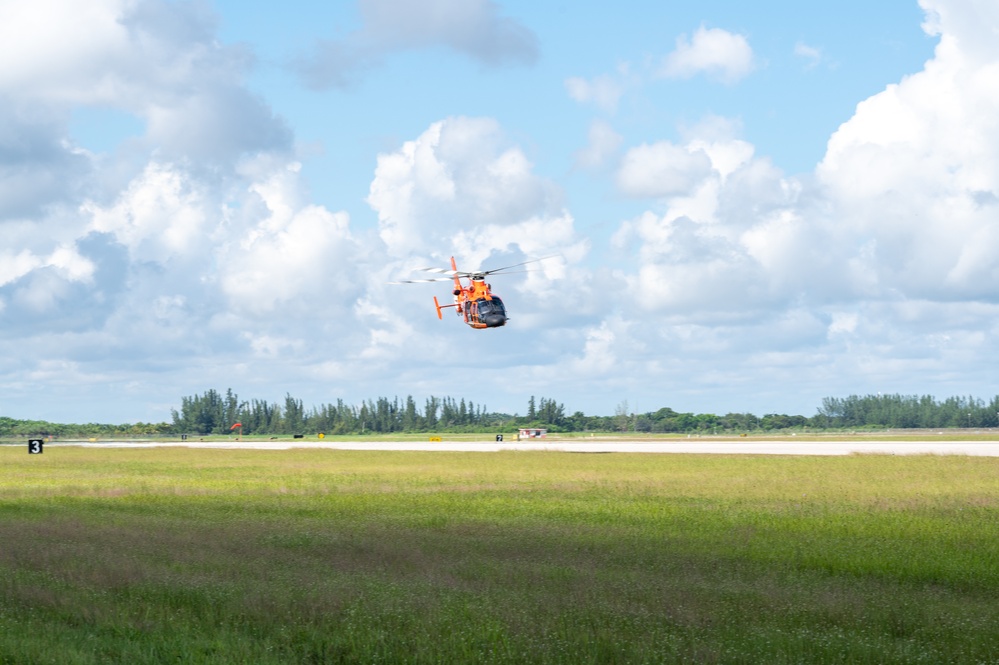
[{"x1": 476, "y1": 297, "x2": 505, "y2": 317}]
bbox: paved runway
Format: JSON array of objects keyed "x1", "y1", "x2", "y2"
[{"x1": 55, "y1": 439, "x2": 999, "y2": 456}]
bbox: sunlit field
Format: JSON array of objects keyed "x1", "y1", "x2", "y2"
[{"x1": 1, "y1": 447, "x2": 997, "y2": 663}]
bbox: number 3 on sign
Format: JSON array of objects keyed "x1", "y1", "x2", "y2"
[{"x1": 28, "y1": 439, "x2": 43, "y2": 454}]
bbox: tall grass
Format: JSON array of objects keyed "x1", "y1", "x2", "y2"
[{"x1": 1, "y1": 448, "x2": 997, "y2": 663}]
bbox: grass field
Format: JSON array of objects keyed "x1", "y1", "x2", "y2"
[{"x1": 1, "y1": 447, "x2": 998, "y2": 664}]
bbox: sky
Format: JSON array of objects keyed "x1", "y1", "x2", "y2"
[{"x1": 2, "y1": 0, "x2": 998, "y2": 424}]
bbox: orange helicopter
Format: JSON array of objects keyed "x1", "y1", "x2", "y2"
[{"x1": 392, "y1": 256, "x2": 549, "y2": 329}]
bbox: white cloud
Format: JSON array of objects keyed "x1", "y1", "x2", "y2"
[
  {"x1": 0, "y1": 244, "x2": 93, "y2": 292},
  {"x1": 368, "y1": 116, "x2": 567, "y2": 259},
  {"x1": 359, "y1": 0, "x2": 537, "y2": 63},
  {"x1": 145, "y1": 87, "x2": 292, "y2": 162},
  {"x1": 5, "y1": 0, "x2": 999, "y2": 424},
  {"x1": 0, "y1": 0, "x2": 129, "y2": 104},
  {"x1": 817, "y1": 0, "x2": 999, "y2": 302},
  {"x1": 0, "y1": 0, "x2": 286, "y2": 166},
  {"x1": 564, "y1": 74, "x2": 625, "y2": 113},
  {"x1": 0, "y1": 0, "x2": 247, "y2": 110},
  {"x1": 220, "y1": 172, "x2": 357, "y2": 314},
  {"x1": 0, "y1": 250, "x2": 44, "y2": 287},
  {"x1": 87, "y1": 163, "x2": 211, "y2": 259},
  {"x1": 612, "y1": 118, "x2": 829, "y2": 318},
  {"x1": 244, "y1": 332, "x2": 306, "y2": 359},
  {"x1": 568, "y1": 319, "x2": 623, "y2": 376},
  {"x1": 598, "y1": 0, "x2": 999, "y2": 415},
  {"x1": 657, "y1": 26, "x2": 754, "y2": 84},
  {"x1": 616, "y1": 141, "x2": 714, "y2": 198},
  {"x1": 920, "y1": 0, "x2": 999, "y2": 63},
  {"x1": 47, "y1": 245, "x2": 96, "y2": 283},
  {"x1": 80, "y1": 153, "x2": 364, "y2": 321},
  {"x1": 794, "y1": 41, "x2": 823, "y2": 69},
  {"x1": 574, "y1": 120, "x2": 623, "y2": 169},
  {"x1": 296, "y1": 0, "x2": 538, "y2": 89},
  {"x1": 0, "y1": 0, "x2": 369, "y2": 421},
  {"x1": 0, "y1": 106, "x2": 92, "y2": 219}
]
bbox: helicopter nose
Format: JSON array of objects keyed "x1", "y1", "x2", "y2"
[{"x1": 483, "y1": 315, "x2": 507, "y2": 328}]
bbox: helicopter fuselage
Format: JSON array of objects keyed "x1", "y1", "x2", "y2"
[{"x1": 441, "y1": 278, "x2": 507, "y2": 329}]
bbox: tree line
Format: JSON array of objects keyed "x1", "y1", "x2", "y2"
[
  {"x1": 816, "y1": 394, "x2": 999, "y2": 429},
  {"x1": 0, "y1": 416, "x2": 166, "y2": 438},
  {"x1": 169, "y1": 389, "x2": 506, "y2": 435},
  {"x1": 4, "y1": 392, "x2": 999, "y2": 438}
]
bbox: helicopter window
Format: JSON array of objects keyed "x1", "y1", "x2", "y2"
[{"x1": 476, "y1": 297, "x2": 505, "y2": 316}]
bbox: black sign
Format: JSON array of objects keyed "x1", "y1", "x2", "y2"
[
  {"x1": 496, "y1": 434, "x2": 504, "y2": 442},
  {"x1": 28, "y1": 439, "x2": 44, "y2": 454}
]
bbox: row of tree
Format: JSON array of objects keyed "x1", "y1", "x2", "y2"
[
  {"x1": 5, "y1": 392, "x2": 999, "y2": 438},
  {"x1": 817, "y1": 394, "x2": 999, "y2": 429},
  {"x1": 0, "y1": 416, "x2": 166, "y2": 438},
  {"x1": 168, "y1": 390, "x2": 507, "y2": 435}
]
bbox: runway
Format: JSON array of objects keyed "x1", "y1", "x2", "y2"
[{"x1": 53, "y1": 439, "x2": 999, "y2": 456}]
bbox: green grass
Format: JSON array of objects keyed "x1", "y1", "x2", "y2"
[{"x1": 2, "y1": 448, "x2": 998, "y2": 664}]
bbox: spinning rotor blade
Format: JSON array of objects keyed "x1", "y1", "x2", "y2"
[
  {"x1": 389, "y1": 255, "x2": 559, "y2": 284},
  {"x1": 389, "y1": 265, "x2": 460, "y2": 284},
  {"x1": 416, "y1": 267, "x2": 459, "y2": 276},
  {"x1": 421, "y1": 256, "x2": 559, "y2": 280},
  {"x1": 475, "y1": 255, "x2": 560, "y2": 277},
  {"x1": 388, "y1": 277, "x2": 457, "y2": 284}
]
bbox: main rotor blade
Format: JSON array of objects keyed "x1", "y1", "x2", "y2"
[
  {"x1": 418, "y1": 267, "x2": 481, "y2": 279},
  {"x1": 388, "y1": 277, "x2": 457, "y2": 284},
  {"x1": 479, "y1": 255, "x2": 560, "y2": 276},
  {"x1": 391, "y1": 254, "x2": 559, "y2": 284},
  {"x1": 416, "y1": 267, "x2": 458, "y2": 276},
  {"x1": 474, "y1": 268, "x2": 536, "y2": 277}
]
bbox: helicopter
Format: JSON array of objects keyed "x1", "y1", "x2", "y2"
[{"x1": 391, "y1": 256, "x2": 550, "y2": 329}]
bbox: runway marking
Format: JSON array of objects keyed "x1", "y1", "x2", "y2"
[{"x1": 48, "y1": 440, "x2": 999, "y2": 456}]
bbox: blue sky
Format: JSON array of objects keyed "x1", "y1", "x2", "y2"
[
  {"x1": 3, "y1": 0, "x2": 997, "y2": 423},
  {"x1": 201, "y1": 0, "x2": 934, "y2": 232}
]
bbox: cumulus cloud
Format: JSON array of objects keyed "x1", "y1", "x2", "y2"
[
  {"x1": 296, "y1": 0, "x2": 538, "y2": 89},
  {"x1": 616, "y1": 141, "x2": 715, "y2": 198},
  {"x1": 564, "y1": 26, "x2": 753, "y2": 133},
  {"x1": 817, "y1": 0, "x2": 999, "y2": 303},
  {"x1": 0, "y1": 0, "x2": 131, "y2": 104},
  {"x1": 87, "y1": 163, "x2": 211, "y2": 260},
  {"x1": 219, "y1": 163, "x2": 358, "y2": 315},
  {"x1": 0, "y1": 105, "x2": 92, "y2": 219},
  {"x1": 0, "y1": 0, "x2": 287, "y2": 169},
  {"x1": 368, "y1": 116, "x2": 569, "y2": 259},
  {"x1": 145, "y1": 87, "x2": 292, "y2": 163},
  {"x1": 5, "y1": 0, "x2": 999, "y2": 423},
  {"x1": 0, "y1": 0, "x2": 367, "y2": 420},
  {"x1": 78, "y1": 153, "x2": 365, "y2": 329},
  {"x1": 600, "y1": 0, "x2": 999, "y2": 412},
  {"x1": 611, "y1": 113, "x2": 848, "y2": 319},
  {"x1": 657, "y1": 26, "x2": 754, "y2": 84},
  {"x1": 0, "y1": 0, "x2": 250, "y2": 110}
]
